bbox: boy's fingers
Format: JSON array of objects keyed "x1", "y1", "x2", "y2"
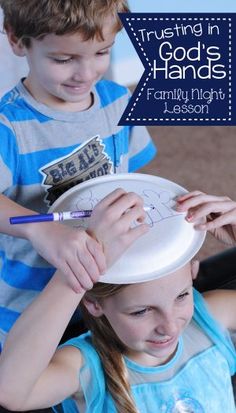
[
  {"x1": 61, "y1": 254, "x2": 95, "y2": 291},
  {"x1": 58, "y1": 264, "x2": 85, "y2": 294},
  {"x1": 125, "y1": 223, "x2": 149, "y2": 246},
  {"x1": 120, "y1": 206, "x2": 147, "y2": 227},
  {"x1": 73, "y1": 267, "x2": 94, "y2": 290},
  {"x1": 75, "y1": 252, "x2": 100, "y2": 285},
  {"x1": 93, "y1": 188, "x2": 127, "y2": 211},
  {"x1": 86, "y1": 238, "x2": 106, "y2": 275},
  {"x1": 105, "y1": 192, "x2": 144, "y2": 221}
]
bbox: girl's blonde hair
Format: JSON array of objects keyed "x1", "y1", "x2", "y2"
[
  {"x1": 81, "y1": 282, "x2": 138, "y2": 413},
  {"x1": 0, "y1": 0, "x2": 129, "y2": 47}
]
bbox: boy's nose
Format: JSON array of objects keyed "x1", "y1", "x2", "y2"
[{"x1": 72, "y1": 62, "x2": 95, "y2": 82}]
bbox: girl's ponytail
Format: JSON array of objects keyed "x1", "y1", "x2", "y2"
[{"x1": 81, "y1": 283, "x2": 138, "y2": 413}]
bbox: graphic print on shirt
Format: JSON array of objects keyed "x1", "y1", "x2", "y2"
[
  {"x1": 40, "y1": 135, "x2": 113, "y2": 206},
  {"x1": 166, "y1": 395, "x2": 205, "y2": 412}
]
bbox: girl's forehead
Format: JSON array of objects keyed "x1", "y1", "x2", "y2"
[{"x1": 110, "y1": 265, "x2": 192, "y2": 305}]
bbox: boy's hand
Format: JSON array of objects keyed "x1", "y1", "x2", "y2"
[
  {"x1": 27, "y1": 222, "x2": 106, "y2": 293},
  {"x1": 88, "y1": 188, "x2": 149, "y2": 268},
  {"x1": 26, "y1": 189, "x2": 148, "y2": 292},
  {"x1": 176, "y1": 191, "x2": 236, "y2": 246}
]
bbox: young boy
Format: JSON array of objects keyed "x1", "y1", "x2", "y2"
[{"x1": 0, "y1": 0, "x2": 156, "y2": 349}]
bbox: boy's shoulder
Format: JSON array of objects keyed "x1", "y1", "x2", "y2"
[
  {"x1": 0, "y1": 85, "x2": 22, "y2": 110},
  {"x1": 0, "y1": 86, "x2": 26, "y2": 128},
  {"x1": 95, "y1": 78, "x2": 130, "y2": 107},
  {"x1": 0, "y1": 84, "x2": 26, "y2": 117},
  {"x1": 0, "y1": 84, "x2": 46, "y2": 124}
]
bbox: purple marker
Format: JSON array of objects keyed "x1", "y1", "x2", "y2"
[
  {"x1": 9, "y1": 210, "x2": 93, "y2": 225},
  {"x1": 9, "y1": 206, "x2": 153, "y2": 225}
]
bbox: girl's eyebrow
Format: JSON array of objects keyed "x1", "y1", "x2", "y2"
[
  {"x1": 178, "y1": 282, "x2": 193, "y2": 294},
  {"x1": 123, "y1": 283, "x2": 193, "y2": 311},
  {"x1": 124, "y1": 304, "x2": 147, "y2": 311}
]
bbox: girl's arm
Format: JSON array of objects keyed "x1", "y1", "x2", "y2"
[
  {"x1": 177, "y1": 191, "x2": 236, "y2": 246},
  {"x1": 0, "y1": 189, "x2": 148, "y2": 410},
  {"x1": 203, "y1": 289, "x2": 236, "y2": 331},
  {"x1": 0, "y1": 273, "x2": 84, "y2": 410},
  {"x1": 178, "y1": 191, "x2": 236, "y2": 330}
]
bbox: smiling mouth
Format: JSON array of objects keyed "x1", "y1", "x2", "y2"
[
  {"x1": 64, "y1": 81, "x2": 91, "y2": 86},
  {"x1": 147, "y1": 336, "x2": 176, "y2": 346},
  {"x1": 65, "y1": 84, "x2": 87, "y2": 89},
  {"x1": 149, "y1": 339, "x2": 170, "y2": 344}
]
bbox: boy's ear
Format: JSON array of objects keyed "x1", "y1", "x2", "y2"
[
  {"x1": 83, "y1": 298, "x2": 104, "y2": 317},
  {"x1": 6, "y1": 27, "x2": 26, "y2": 56}
]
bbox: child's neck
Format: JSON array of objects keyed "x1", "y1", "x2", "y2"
[{"x1": 125, "y1": 344, "x2": 179, "y2": 368}]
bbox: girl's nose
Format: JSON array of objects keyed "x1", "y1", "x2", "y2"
[{"x1": 155, "y1": 315, "x2": 178, "y2": 337}]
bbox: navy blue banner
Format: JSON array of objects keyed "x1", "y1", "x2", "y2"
[{"x1": 119, "y1": 13, "x2": 236, "y2": 126}]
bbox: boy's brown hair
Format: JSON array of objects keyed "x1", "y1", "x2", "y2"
[{"x1": 0, "y1": 0, "x2": 129, "y2": 47}]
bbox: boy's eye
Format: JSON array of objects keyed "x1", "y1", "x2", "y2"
[
  {"x1": 52, "y1": 57, "x2": 73, "y2": 64},
  {"x1": 97, "y1": 49, "x2": 111, "y2": 56}
]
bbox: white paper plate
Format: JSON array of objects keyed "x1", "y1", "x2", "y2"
[{"x1": 49, "y1": 173, "x2": 206, "y2": 283}]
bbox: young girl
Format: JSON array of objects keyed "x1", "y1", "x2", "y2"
[{"x1": 0, "y1": 191, "x2": 235, "y2": 413}]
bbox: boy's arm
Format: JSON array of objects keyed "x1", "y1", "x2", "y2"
[
  {"x1": 0, "y1": 193, "x2": 41, "y2": 238},
  {"x1": 0, "y1": 189, "x2": 147, "y2": 292},
  {"x1": 0, "y1": 273, "x2": 84, "y2": 410},
  {"x1": 0, "y1": 192, "x2": 106, "y2": 292}
]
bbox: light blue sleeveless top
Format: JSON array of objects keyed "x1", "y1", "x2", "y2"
[{"x1": 54, "y1": 289, "x2": 236, "y2": 413}]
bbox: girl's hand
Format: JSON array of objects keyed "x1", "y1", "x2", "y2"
[
  {"x1": 88, "y1": 188, "x2": 149, "y2": 268},
  {"x1": 176, "y1": 191, "x2": 236, "y2": 246}
]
